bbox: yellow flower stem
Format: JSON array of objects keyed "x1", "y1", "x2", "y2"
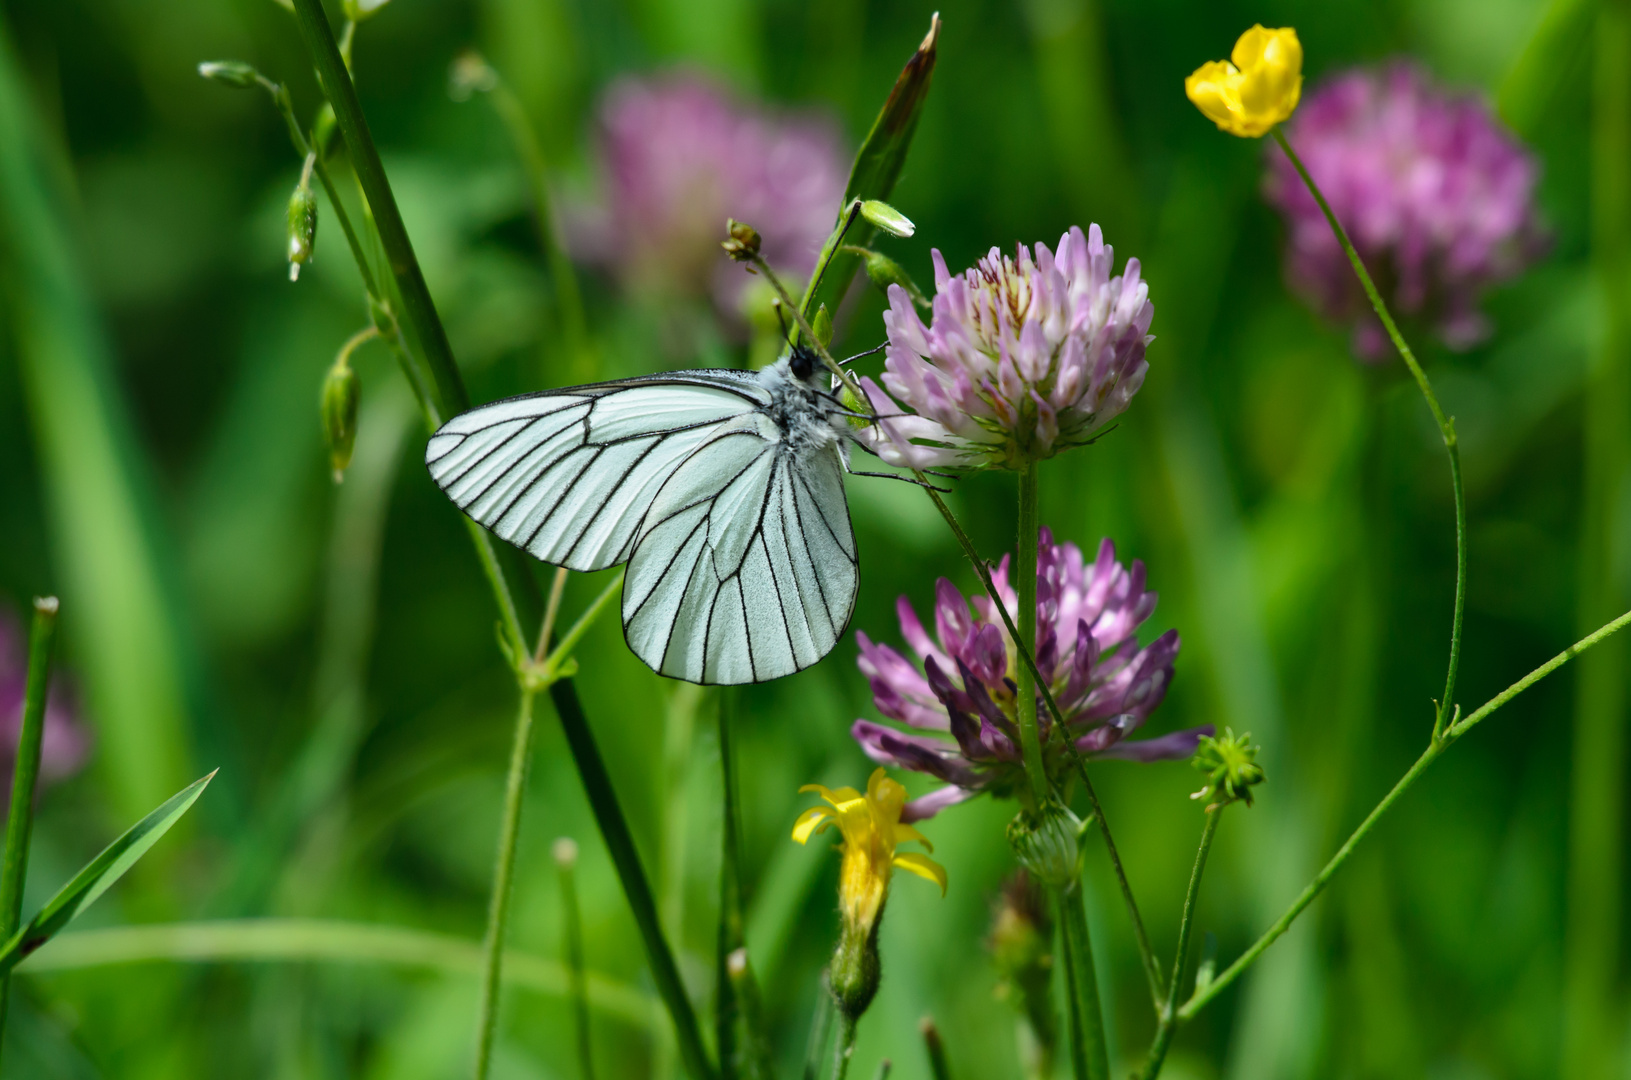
[
  {"x1": 1270, "y1": 127, "x2": 1466, "y2": 740},
  {"x1": 1014, "y1": 463, "x2": 1049, "y2": 807}
]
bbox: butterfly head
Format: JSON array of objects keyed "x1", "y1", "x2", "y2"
[{"x1": 788, "y1": 341, "x2": 820, "y2": 383}]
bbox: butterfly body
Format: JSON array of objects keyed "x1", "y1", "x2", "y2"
[{"x1": 426, "y1": 349, "x2": 858, "y2": 685}]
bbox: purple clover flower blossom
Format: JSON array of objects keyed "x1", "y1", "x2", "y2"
[
  {"x1": 572, "y1": 73, "x2": 846, "y2": 317},
  {"x1": 852, "y1": 529, "x2": 1209, "y2": 821},
  {"x1": 857, "y1": 225, "x2": 1153, "y2": 471},
  {"x1": 1266, "y1": 62, "x2": 1546, "y2": 359},
  {"x1": 0, "y1": 611, "x2": 89, "y2": 791}
]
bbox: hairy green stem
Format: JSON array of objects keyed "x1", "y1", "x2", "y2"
[
  {"x1": 473, "y1": 687, "x2": 538, "y2": 1079},
  {"x1": 832, "y1": 1013, "x2": 859, "y2": 1080},
  {"x1": 1141, "y1": 809, "x2": 1220, "y2": 1079},
  {"x1": 1179, "y1": 606, "x2": 1631, "y2": 1021},
  {"x1": 1271, "y1": 128, "x2": 1467, "y2": 737},
  {"x1": 1015, "y1": 466, "x2": 1048, "y2": 805},
  {"x1": 1057, "y1": 886, "x2": 1109, "y2": 1080},
  {"x1": 0, "y1": 597, "x2": 59, "y2": 1060}
]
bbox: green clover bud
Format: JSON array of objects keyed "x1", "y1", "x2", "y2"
[
  {"x1": 859, "y1": 199, "x2": 916, "y2": 238},
  {"x1": 722, "y1": 218, "x2": 762, "y2": 263},
  {"x1": 1006, "y1": 800, "x2": 1086, "y2": 889},
  {"x1": 197, "y1": 61, "x2": 261, "y2": 89},
  {"x1": 1190, "y1": 727, "x2": 1266, "y2": 810},
  {"x1": 321, "y1": 361, "x2": 361, "y2": 483},
  {"x1": 858, "y1": 248, "x2": 930, "y2": 308},
  {"x1": 286, "y1": 156, "x2": 318, "y2": 282}
]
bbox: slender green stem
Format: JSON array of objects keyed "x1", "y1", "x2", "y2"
[
  {"x1": 802, "y1": 977, "x2": 835, "y2": 1080},
  {"x1": 0, "y1": 597, "x2": 59, "y2": 1059},
  {"x1": 920, "y1": 1018, "x2": 952, "y2": 1080},
  {"x1": 1056, "y1": 886, "x2": 1109, "y2": 1080},
  {"x1": 533, "y1": 565, "x2": 570, "y2": 667},
  {"x1": 539, "y1": 572, "x2": 624, "y2": 680},
  {"x1": 717, "y1": 690, "x2": 744, "y2": 1080},
  {"x1": 725, "y1": 949, "x2": 775, "y2": 1080},
  {"x1": 21, "y1": 919, "x2": 658, "y2": 1028},
  {"x1": 1271, "y1": 128, "x2": 1467, "y2": 737},
  {"x1": 1450, "y1": 608, "x2": 1631, "y2": 739},
  {"x1": 473, "y1": 686, "x2": 538, "y2": 1080},
  {"x1": 1140, "y1": 810, "x2": 1220, "y2": 1080},
  {"x1": 833, "y1": 1014, "x2": 858, "y2": 1080},
  {"x1": 1076, "y1": 763, "x2": 1162, "y2": 1009},
  {"x1": 555, "y1": 839, "x2": 596, "y2": 1080},
  {"x1": 290, "y1": 0, "x2": 468, "y2": 419},
  {"x1": 1015, "y1": 466, "x2": 1048, "y2": 805}
]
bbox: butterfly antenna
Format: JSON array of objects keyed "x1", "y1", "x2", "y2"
[
  {"x1": 847, "y1": 468, "x2": 953, "y2": 493},
  {"x1": 772, "y1": 299, "x2": 795, "y2": 345}
]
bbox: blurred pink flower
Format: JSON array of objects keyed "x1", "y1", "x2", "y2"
[
  {"x1": 0, "y1": 610, "x2": 90, "y2": 790},
  {"x1": 852, "y1": 529, "x2": 1206, "y2": 821},
  {"x1": 857, "y1": 226, "x2": 1153, "y2": 471},
  {"x1": 1266, "y1": 62, "x2": 1547, "y2": 359},
  {"x1": 572, "y1": 73, "x2": 847, "y2": 316}
]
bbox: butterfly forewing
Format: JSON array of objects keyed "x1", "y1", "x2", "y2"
[{"x1": 425, "y1": 368, "x2": 858, "y2": 685}]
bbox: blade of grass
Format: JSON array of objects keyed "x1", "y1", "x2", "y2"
[
  {"x1": 0, "y1": 770, "x2": 215, "y2": 977},
  {"x1": 0, "y1": 597, "x2": 59, "y2": 1063},
  {"x1": 799, "y1": 13, "x2": 940, "y2": 324}
]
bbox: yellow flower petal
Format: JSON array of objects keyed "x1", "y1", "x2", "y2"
[
  {"x1": 792, "y1": 806, "x2": 834, "y2": 845},
  {"x1": 892, "y1": 852, "x2": 948, "y2": 896},
  {"x1": 892, "y1": 821, "x2": 934, "y2": 853},
  {"x1": 1186, "y1": 25, "x2": 1302, "y2": 138}
]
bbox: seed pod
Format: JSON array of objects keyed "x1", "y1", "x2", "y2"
[
  {"x1": 321, "y1": 362, "x2": 360, "y2": 483},
  {"x1": 286, "y1": 163, "x2": 318, "y2": 281},
  {"x1": 197, "y1": 61, "x2": 261, "y2": 89},
  {"x1": 859, "y1": 199, "x2": 915, "y2": 238}
]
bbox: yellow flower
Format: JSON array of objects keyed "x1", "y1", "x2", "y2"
[
  {"x1": 1185, "y1": 25, "x2": 1303, "y2": 138},
  {"x1": 793, "y1": 768, "x2": 947, "y2": 932}
]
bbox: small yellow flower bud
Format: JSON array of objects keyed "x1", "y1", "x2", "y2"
[{"x1": 1185, "y1": 25, "x2": 1302, "y2": 138}]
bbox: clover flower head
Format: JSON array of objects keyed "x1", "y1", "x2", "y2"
[
  {"x1": 571, "y1": 74, "x2": 846, "y2": 318},
  {"x1": 0, "y1": 611, "x2": 89, "y2": 789},
  {"x1": 1186, "y1": 26, "x2": 1303, "y2": 138},
  {"x1": 851, "y1": 530, "x2": 1209, "y2": 820},
  {"x1": 1265, "y1": 62, "x2": 1546, "y2": 358},
  {"x1": 857, "y1": 226, "x2": 1154, "y2": 470}
]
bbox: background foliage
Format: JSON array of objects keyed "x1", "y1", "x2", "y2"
[{"x1": 0, "y1": 0, "x2": 1618, "y2": 1077}]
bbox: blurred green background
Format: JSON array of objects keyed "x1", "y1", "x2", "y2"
[{"x1": 0, "y1": 0, "x2": 1621, "y2": 1076}]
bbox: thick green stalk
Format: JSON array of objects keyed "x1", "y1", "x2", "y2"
[
  {"x1": 1057, "y1": 887, "x2": 1109, "y2": 1080},
  {"x1": 0, "y1": 597, "x2": 59, "y2": 1058},
  {"x1": 1015, "y1": 466, "x2": 1048, "y2": 805},
  {"x1": 285, "y1": 7, "x2": 711, "y2": 1074},
  {"x1": 1179, "y1": 606, "x2": 1631, "y2": 1021},
  {"x1": 1564, "y1": 0, "x2": 1631, "y2": 1072},
  {"x1": 1140, "y1": 810, "x2": 1220, "y2": 1079},
  {"x1": 473, "y1": 687, "x2": 538, "y2": 1079},
  {"x1": 1270, "y1": 128, "x2": 1467, "y2": 738}
]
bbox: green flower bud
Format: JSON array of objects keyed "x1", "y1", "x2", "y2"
[
  {"x1": 197, "y1": 61, "x2": 261, "y2": 89},
  {"x1": 321, "y1": 361, "x2": 360, "y2": 483},
  {"x1": 722, "y1": 218, "x2": 762, "y2": 263},
  {"x1": 287, "y1": 160, "x2": 318, "y2": 281},
  {"x1": 859, "y1": 199, "x2": 915, "y2": 238},
  {"x1": 859, "y1": 248, "x2": 930, "y2": 308},
  {"x1": 1190, "y1": 727, "x2": 1266, "y2": 810},
  {"x1": 1007, "y1": 801, "x2": 1086, "y2": 889}
]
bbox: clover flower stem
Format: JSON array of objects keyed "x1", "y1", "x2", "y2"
[
  {"x1": 1179, "y1": 606, "x2": 1631, "y2": 1022},
  {"x1": 1014, "y1": 465, "x2": 1050, "y2": 807},
  {"x1": 554, "y1": 841, "x2": 596, "y2": 1080},
  {"x1": 1139, "y1": 808, "x2": 1221, "y2": 1080},
  {"x1": 1074, "y1": 763, "x2": 1164, "y2": 1009},
  {"x1": 473, "y1": 685, "x2": 538, "y2": 1080},
  {"x1": 1056, "y1": 885, "x2": 1109, "y2": 1080},
  {"x1": 0, "y1": 597, "x2": 59, "y2": 1063},
  {"x1": 289, "y1": 5, "x2": 714, "y2": 1075},
  {"x1": 716, "y1": 689, "x2": 745, "y2": 1080},
  {"x1": 1271, "y1": 127, "x2": 1467, "y2": 739}
]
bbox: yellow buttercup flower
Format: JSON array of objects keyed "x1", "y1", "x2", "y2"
[
  {"x1": 1185, "y1": 25, "x2": 1302, "y2": 138},
  {"x1": 794, "y1": 769, "x2": 947, "y2": 931}
]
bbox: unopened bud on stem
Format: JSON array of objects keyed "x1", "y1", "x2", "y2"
[
  {"x1": 859, "y1": 199, "x2": 915, "y2": 238},
  {"x1": 722, "y1": 218, "x2": 762, "y2": 262},
  {"x1": 287, "y1": 153, "x2": 318, "y2": 281},
  {"x1": 197, "y1": 61, "x2": 261, "y2": 89}
]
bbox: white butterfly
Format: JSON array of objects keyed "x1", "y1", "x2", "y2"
[{"x1": 425, "y1": 344, "x2": 863, "y2": 685}]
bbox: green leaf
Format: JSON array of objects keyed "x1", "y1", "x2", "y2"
[
  {"x1": 0, "y1": 770, "x2": 215, "y2": 976},
  {"x1": 801, "y1": 14, "x2": 940, "y2": 323},
  {"x1": 1497, "y1": 0, "x2": 1594, "y2": 139}
]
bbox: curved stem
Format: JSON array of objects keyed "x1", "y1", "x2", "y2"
[
  {"x1": 1271, "y1": 128, "x2": 1466, "y2": 735},
  {"x1": 473, "y1": 687, "x2": 538, "y2": 1079},
  {"x1": 1140, "y1": 809, "x2": 1220, "y2": 1079},
  {"x1": 1179, "y1": 605, "x2": 1631, "y2": 1022}
]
